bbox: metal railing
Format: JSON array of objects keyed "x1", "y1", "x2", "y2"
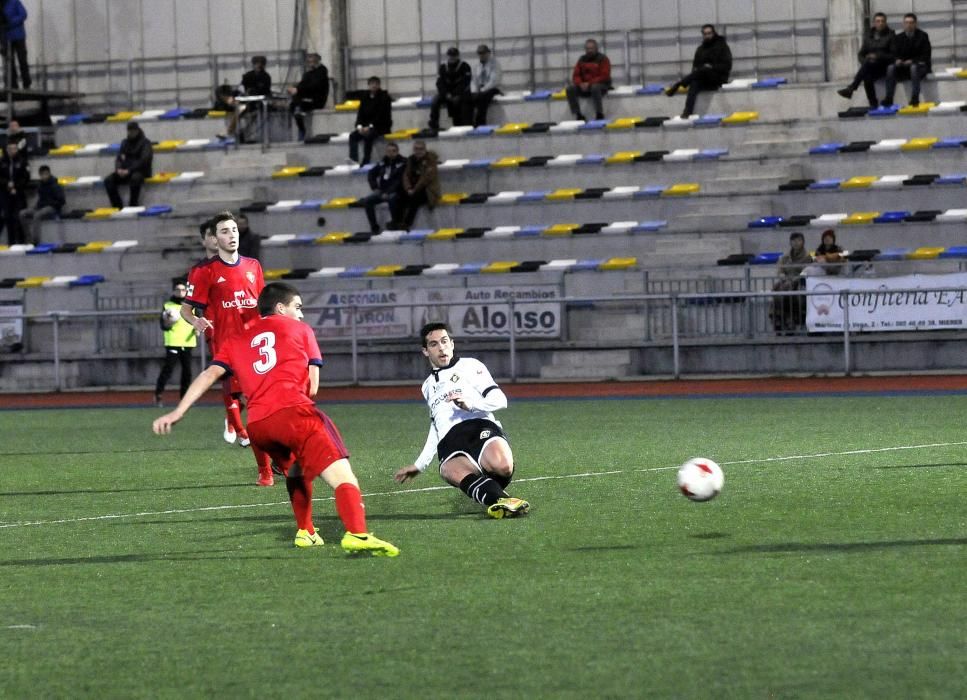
[{"x1": 5, "y1": 285, "x2": 966, "y2": 391}]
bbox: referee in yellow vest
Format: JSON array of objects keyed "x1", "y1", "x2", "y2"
[{"x1": 154, "y1": 281, "x2": 197, "y2": 406}]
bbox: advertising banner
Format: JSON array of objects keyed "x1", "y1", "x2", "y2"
[{"x1": 0, "y1": 301, "x2": 23, "y2": 349}]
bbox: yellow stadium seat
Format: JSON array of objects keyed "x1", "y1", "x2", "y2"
[
  {"x1": 841, "y1": 211, "x2": 880, "y2": 225},
  {"x1": 153, "y1": 140, "x2": 186, "y2": 152},
  {"x1": 543, "y1": 223, "x2": 579, "y2": 235},
  {"x1": 205, "y1": 110, "x2": 228, "y2": 118},
  {"x1": 906, "y1": 247, "x2": 945, "y2": 260},
  {"x1": 545, "y1": 188, "x2": 583, "y2": 201},
  {"x1": 263, "y1": 269, "x2": 291, "y2": 280},
  {"x1": 898, "y1": 102, "x2": 936, "y2": 115},
  {"x1": 491, "y1": 156, "x2": 527, "y2": 168},
  {"x1": 551, "y1": 88, "x2": 567, "y2": 100},
  {"x1": 366, "y1": 265, "x2": 404, "y2": 277},
  {"x1": 384, "y1": 128, "x2": 419, "y2": 140},
  {"x1": 606, "y1": 117, "x2": 643, "y2": 129},
  {"x1": 334, "y1": 100, "x2": 360, "y2": 112},
  {"x1": 722, "y1": 111, "x2": 759, "y2": 124},
  {"x1": 272, "y1": 166, "x2": 308, "y2": 178},
  {"x1": 482, "y1": 261, "x2": 519, "y2": 273},
  {"x1": 57, "y1": 176, "x2": 79, "y2": 185},
  {"x1": 146, "y1": 172, "x2": 177, "y2": 184},
  {"x1": 494, "y1": 122, "x2": 530, "y2": 135},
  {"x1": 840, "y1": 176, "x2": 878, "y2": 189},
  {"x1": 427, "y1": 228, "x2": 464, "y2": 240},
  {"x1": 321, "y1": 197, "x2": 357, "y2": 209},
  {"x1": 439, "y1": 192, "x2": 468, "y2": 205},
  {"x1": 106, "y1": 111, "x2": 141, "y2": 122},
  {"x1": 84, "y1": 207, "x2": 121, "y2": 220},
  {"x1": 0, "y1": 245, "x2": 7, "y2": 252},
  {"x1": 957, "y1": 70, "x2": 967, "y2": 79},
  {"x1": 662, "y1": 183, "x2": 700, "y2": 196},
  {"x1": 605, "y1": 151, "x2": 641, "y2": 164},
  {"x1": 900, "y1": 137, "x2": 938, "y2": 150},
  {"x1": 316, "y1": 232, "x2": 352, "y2": 244},
  {"x1": 77, "y1": 241, "x2": 112, "y2": 253},
  {"x1": 48, "y1": 144, "x2": 83, "y2": 156},
  {"x1": 599, "y1": 257, "x2": 637, "y2": 271},
  {"x1": 16, "y1": 276, "x2": 51, "y2": 288}
]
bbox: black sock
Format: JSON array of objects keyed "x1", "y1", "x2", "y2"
[
  {"x1": 490, "y1": 470, "x2": 512, "y2": 492},
  {"x1": 458, "y1": 474, "x2": 505, "y2": 506}
]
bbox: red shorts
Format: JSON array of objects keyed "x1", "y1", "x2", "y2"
[{"x1": 245, "y1": 404, "x2": 349, "y2": 480}]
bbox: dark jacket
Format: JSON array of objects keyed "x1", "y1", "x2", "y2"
[
  {"x1": 36, "y1": 177, "x2": 66, "y2": 212},
  {"x1": 368, "y1": 154, "x2": 406, "y2": 195},
  {"x1": 692, "y1": 35, "x2": 732, "y2": 85},
  {"x1": 0, "y1": 149, "x2": 28, "y2": 192},
  {"x1": 436, "y1": 61, "x2": 472, "y2": 96},
  {"x1": 2, "y1": 0, "x2": 26, "y2": 42},
  {"x1": 242, "y1": 69, "x2": 272, "y2": 97},
  {"x1": 572, "y1": 52, "x2": 611, "y2": 86},
  {"x1": 355, "y1": 89, "x2": 393, "y2": 134},
  {"x1": 858, "y1": 26, "x2": 895, "y2": 63},
  {"x1": 237, "y1": 229, "x2": 261, "y2": 260},
  {"x1": 294, "y1": 65, "x2": 329, "y2": 109},
  {"x1": 116, "y1": 127, "x2": 153, "y2": 176},
  {"x1": 893, "y1": 28, "x2": 931, "y2": 71},
  {"x1": 403, "y1": 151, "x2": 441, "y2": 208}
]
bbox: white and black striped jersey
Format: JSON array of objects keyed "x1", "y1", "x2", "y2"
[{"x1": 412, "y1": 356, "x2": 507, "y2": 471}]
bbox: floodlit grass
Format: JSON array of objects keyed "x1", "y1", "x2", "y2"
[{"x1": 1, "y1": 395, "x2": 965, "y2": 698}]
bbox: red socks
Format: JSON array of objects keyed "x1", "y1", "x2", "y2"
[
  {"x1": 222, "y1": 382, "x2": 245, "y2": 434},
  {"x1": 334, "y1": 483, "x2": 367, "y2": 534},
  {"x1": 285, "y1": 476, "x2": 314, "y2": 534}
]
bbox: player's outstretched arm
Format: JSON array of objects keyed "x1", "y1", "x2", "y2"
[
  {"x1": 153, "y1": 365, "x2": 227, "y2": 435},
  {"x1": 180, "y1": 302, "x2": 213, "y2": 334},
  {"x1": 394, "y1": 465, "x2": 422, "y2": 483}
]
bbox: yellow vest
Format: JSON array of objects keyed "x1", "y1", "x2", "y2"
[{"x1": 162, "y1": 300, "x2": 197, "y2": 348}]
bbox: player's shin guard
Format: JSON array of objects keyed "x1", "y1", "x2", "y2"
[
  {"x1": 458, "y1": 474, "x2": 505, "y2": 506},
  {"x1": 334, "y1": 483, "x2": 367, "y2": 534},
  {"x1": 285, "y1": 475, "x2": 314, "y2": 534}
]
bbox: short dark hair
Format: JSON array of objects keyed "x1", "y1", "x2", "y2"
[
  {"x1": 420, "y1": 322, "x2": 450, "y2": 347},
  {"x1": 198, "y1": 218, "x2": 214, "y2": 240},
  {"x1": 38, "y1": 165, "x2": 51, "y2": 175},
  {"x1": 789, "y1": 232, "x2": 804, "y2": 242},
  {"x1": 252, "y1": 55, "x2": 267, "y2": 66},
  {"x1": 212, "y1": 210, "x2": 237, "y2": 230},
  {"x1": 904, "y1": 13, "x2": 917, "y2": 22},
  {"x1": 307, "y1": 52, "x2": 321, "y2": 62},
  {"x1": 368, "y1": 75, "x2": 381, "y2": 84},
  {"x1": 702, "y1": 24, "x2": 716, "y2": 34},
  {"x1": 873, "y1": 12, "x2": 887, "y2": 20},
  {"x1": 258, "y1": 282, "x2": 300, "y2": 316}
]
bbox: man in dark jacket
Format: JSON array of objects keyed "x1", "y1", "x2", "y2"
[
  {"x1": 1, "y1": 0, "x2": 29, "y2": 89},
  {"x1": 0, "y1": 139, "x2": 28, "y2": 244},
  {"x1": 665, "y1": 25, "x2": 732, "y2": 118},
  {"x1": 238, "y1": 55, "x2": 272, "y2": 143},
  {"x1": 287, "y1": 53, "x2": 328, "y2": 141},
  {"x1": 884, "y1": 13, "x2": 931, "y2": 107},
  {"x1": 395, "y1": 140, "x2": 440, "y2": 230},
  {"x1": 357, "y1": 141, "x2": 406, "y2": 233},
  {"x1": 566, "y1": 38, "x2": 611, "y2": 121},
  {"x1": 837, "y1": 13, "x2": 895, "y2": 108},
  {"x1": 104, "y1": 122, "x2": 153, "y2": 208},
  {"x1": 349, "y1": 76, "x2": 393, "y2": 165},
  {"x1": 428, "y1": 47, "x2": 471, "y2": 132},
  {"x1": 19, "y1": 164, "x2": 64, "y2": 244},
  {"x1": 236, "y1": 214, "x2": 261, "y2": 260}
]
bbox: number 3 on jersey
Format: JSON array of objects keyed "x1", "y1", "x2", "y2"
[{"x1": 251, "y1": 331, "x2": 277, "y2": 374}]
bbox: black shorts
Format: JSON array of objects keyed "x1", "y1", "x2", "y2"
[{"x1": 436, "y1": 418, "x2": 507, "y2": 471}]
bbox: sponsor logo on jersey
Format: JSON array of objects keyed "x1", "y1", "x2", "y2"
[
  {"x1": 450, "y1": 374, "x2": 459, "y2": 383},
  {"x1": 245, "y1": 271, "x2": 257, "y2": 284},
  {"x1": 479, "y1": 430, "x2": 491, "y2": 439},
  {"x1": 185, "y1": 283, "x2": 195, "y2": 296},
  {"x1": 222, "y1": 290, "x2": 257, "y2": 309},
  {"x1": 216, "y1": 276, "x2": 227, "y2": 283}
]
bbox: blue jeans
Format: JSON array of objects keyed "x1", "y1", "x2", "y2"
[{"x1": 884, "y1": 62, "x2": 927, "y2": 105}]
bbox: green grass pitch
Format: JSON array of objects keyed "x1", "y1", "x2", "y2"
[{"x1": 1, "y1": 394, "x2": 965, "y2": 698}]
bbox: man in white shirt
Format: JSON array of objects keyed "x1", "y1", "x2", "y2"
[
  {"x1": 394, "y1": 322, "x2": 529, "y2": 518},
  {"x1": 469, "y1": 44, "x2": 502, "y2": 127}
]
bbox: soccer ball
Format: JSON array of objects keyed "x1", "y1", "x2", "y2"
[
  {"x1": 161, "y1": 309, "x2": 180, "y2": 330},
  {"x1": 677, "y1": 458, "x2": 724, "y2": 502}
]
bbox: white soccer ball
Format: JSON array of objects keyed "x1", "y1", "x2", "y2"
[
  {"x1": 677, "y1": 458, "x2": 724, "y2": 502},
  {"x1": 161, "y1": 309, "x2": 180, "y2": 330}
]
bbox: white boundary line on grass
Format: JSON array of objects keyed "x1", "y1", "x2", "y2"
[{"x1": 2, "y1": 440, "x2": 965, "y2": 530}]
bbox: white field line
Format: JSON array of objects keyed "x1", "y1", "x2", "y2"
[{"x1": 1, "y1": 440, "x2": 965, "y2": 530}]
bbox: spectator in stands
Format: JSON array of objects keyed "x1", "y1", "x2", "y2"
[
  {"x1": 470, "y1": 44, "x2": 502, "y2": 127},
  {"x1": 236, "y1": 214, "x2": 262, "y2": 261},
  {"x1": 813, "y1": 229, "x2": 845, "y2": 275},
  {"x1": 18, "y1": 164, "x2": 64, "y2": 245},
  {"x1": 238, "y1": 55, "x2": 272, "y2": 143},
  {"x1": 104, "y1": 122, "x2": 153, "y2": 209},
  {"x1": 883, "y1": 13, "x2": 931, "y2": 107},
  {"x1": 394, "y1": 140, "x2": 440, "y2": 230},
  {"x1": 665, "y1": 25, "x2": 732, "y2": 118},
  {"x1": 428, "y1": 47, "x2": 472, "y2": 132},
  {"x1": 0, "y1": 139, "x2": 28, "y2": 244},
  {"x1": 214, "y1": 83, "x2": 239, "y2": 140},
  {"x1": 4, "y1": 118, "x2": 26, "y2": 151},
  {"x1": 155, "y1": 280, "x2": 196, "y2": 407},
  {"x1": 566, "y1": 39, "x2": 611, "y2": 122},
  {"x1": 0, "y1": 0, "x2": 29, "y2": 90},
  {"x1": 287, "y1": 52, "x2": 329, "y2": 142},
  {"x1": 358, "y1": 141, "x2": 406, "y2": 233},
  {"x1": 349, "y1": 76, "x2": 393, "y2": 165},
  {"x1": 837, "y1": 12, "x2": 895, "y2": 108},
  {"x1": 771, "y1": 232, "x2": 812, "y2": 334}
]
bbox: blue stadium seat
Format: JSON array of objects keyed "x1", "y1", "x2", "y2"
[
  {"x1": 809, "y1": 142, "x2": 847, "y2": 155},
  {"x1": 470, "y1": 125, "x2": 495, "y2": 136},
  {"x1": 631, "y1": 220, "x2": 668, "y2": 232},
  {"x1": 752, "y1": 252, "x2": 782, "y2": 264},
  {"x1": 808, "y1": 178, "x2": 844, "y2": 190},
  {"x1": 748, "y1": 216, "x2": 784, "y2": 228},
  {"x1": 295, "y1": 200, "x2": 326, "y2": 210},
  {"x1": 873, "y1": 210, "x2": 911, "y2": 223},
  {"x1": 939, "y1": 246, "x2": 967, "y2": 258},
  {"x1": 455, "y1": 262, "x2": 486, "y2": 274},
  {"x1": 935, "y1": 173, "x2": 967, "y2": 185},
  {"x1": 415, "y1": 97, "x2": 434, "y2": 108},
  {"x1": 159, "y1": 107, "x2": 192, "y2": 120},
  {"x1": 695, "y1": 148, "x2": 728, "y2": 159},
  {"x1": 465, "y1": 158, "x2": 495, "y2": 168},
  {"x1": 874, "y1": 248, "x2": 912, "y2": 260},
  {"x1": 752, "y1": 77, "x2": 787, "y2": 88},
  {"x1": 400, "y1": 229, "x2": 433, "y2": 241},
  {"x1": 868, "y1": 104, "x2": 899, "y2": 117},
  {"x1": 139, "y1": 205, "x2": 172, "y2": 216},
  {"x1": 518, "y1": 190, "x2": 551, "y2": 202},
  {"x1": 634, "y1": 185, "x2": 666, "y2": 197},
  {"x1": 25, "y1": 243, "x2": 56, "y2": 254},
  {"x1": 637, "y1": 84, "x2": 665, "y2": 95},
  {"x1": 694, "y1": 114, "x2": 725, "y2": 127},
  {"x1": 69, "y1": 274, "x2": 105, "y2": 286},
  {"x1": 61, "y1": 113, "x2": 90, "y2": 125},
  {"x1": 578, "y1": 119, "x2": 608, "y2": 130},
  {"x1": 338, "y1": 266, "x2": 371, "y2": 278},
  {"x1": 100, "y1": 143, "x2": 121, "y2": 154},
  {"x1": 571, "y1": 258, "x2": 606, "y2": 270},
  {"x1": 524, "y1": 90, "x2": 553, "y2": 101},
  {"x1": 931, "y1": 137, "x2": 967, "y2": 149},
  {"x1": 514, "y1": 225, "x2": 544, "y2": 237},
  {"x1": 577, "y1": 154, "x2": 607, "y2": 165}
]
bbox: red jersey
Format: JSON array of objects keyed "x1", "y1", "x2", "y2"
[
  {"x1": 185, "y1": 255, "x2": 264, "y2": 349},
  {"x1": 211, "y1": 315, "x2": 323, "y2": 423}
]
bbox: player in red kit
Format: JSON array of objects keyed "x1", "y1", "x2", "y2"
[
  {"x1": 153, "y1": 282, "x2": 399, "y2": 556},
  {"x1": 180, "y1": 210, "x2": 275, "y2": 486}
]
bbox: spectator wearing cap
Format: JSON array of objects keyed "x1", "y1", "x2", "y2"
[
  {"x1": 286, "y1": 52, "x2": 329, "y2": 141},
  {"x1": 470, "y1": 44, "x2": 502, "y2": 127},
  {"x1": 428, "y1": 47, "x2": 472, "y2": 132},
  {"x1": 349, "y1": 76, "x2": 393, "y2": 165},
  {"x1": 565, "y1": 38, "x2": 611, "y2": 121},
  {"x1": 104, "y1": 122, "x2": 153, "y2": 209}
]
